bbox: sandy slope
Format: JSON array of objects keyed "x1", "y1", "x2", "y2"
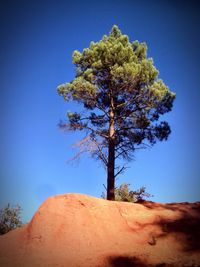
[{"x1": 0, "y1": 193, "x2": 200, "y2": 267}]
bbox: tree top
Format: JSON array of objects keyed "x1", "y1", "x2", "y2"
[{"x1": 58, "y1": 25, "x2": 175, "y2": 113}]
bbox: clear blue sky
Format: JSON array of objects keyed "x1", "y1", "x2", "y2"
[{"x1": 0, "y1": 0, "x2": 200, "y2": 222}]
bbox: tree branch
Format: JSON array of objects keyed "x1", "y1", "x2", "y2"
[
  {"x1": 114, "y1": 166, "x2": 127, "y2": 178},
  {"x1": 103, "y1": 184, "x2": 107, "y2": 191},
  {"x1": 91, "y1": 137, "x2": 108, "y2": 166}
]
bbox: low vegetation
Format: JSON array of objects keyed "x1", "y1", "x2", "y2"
[
  {"x1": 0, "y1": 204, "x2": 23, "y2": 235},
  {"x1": 102, "y1": 183, "x2": 153, "y2": 202}
]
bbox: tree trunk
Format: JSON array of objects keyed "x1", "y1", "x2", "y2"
[
  {"x1": 107, "y1": 95, "x2": 115, "y2": 200},
  {"x1": 107, "y1": 139, "x2": 115, "y2": 200}
]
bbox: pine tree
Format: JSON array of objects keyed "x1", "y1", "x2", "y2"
[{"x1": 57, "y1": 25, "x2": 175, "y2": 200}]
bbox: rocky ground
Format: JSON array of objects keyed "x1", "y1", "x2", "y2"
[{"x1": 0, "y1": 193, "x2": 200, "y2": 266}]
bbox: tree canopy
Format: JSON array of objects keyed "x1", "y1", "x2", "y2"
[{"x1": 57, "y1": 25, "x2": 175, "y2": 200}]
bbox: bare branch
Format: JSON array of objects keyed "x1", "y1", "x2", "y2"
[
  {"x1": 91, "y1": 138, "x2": 108, "y2": 166},
  {"x1": 67, "y1": 136, "x2": 108, "y2": 167},
  {"x1": 103, "y1": 184, "x2": 107, "y2": 191},
  {"x1": 67, "y1": 136, "x2": 91, "y2": 163},
  {"x1": 114, "y1": 165, "x2": 127, "y2": 178}
]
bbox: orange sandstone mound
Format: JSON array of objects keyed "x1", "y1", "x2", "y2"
[{"x1": 0, "y1": 193, "x2": 200, "y2": 267}]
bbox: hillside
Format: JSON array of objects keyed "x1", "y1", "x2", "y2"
[{"x1": 0, "y1": 194, "x2": 200, "y2": 267}]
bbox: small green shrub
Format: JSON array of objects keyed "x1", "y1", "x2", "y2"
[
  {"x1": 102, "y1": 183, "x2": 153, "y2": 202},
  {"x1": 0, "y1": 204, "x2": 23, "y2": 235}
]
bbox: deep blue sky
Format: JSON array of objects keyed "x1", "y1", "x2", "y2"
[{"x1": 0, "y1": 0, "x2": 200, "y2": 222}]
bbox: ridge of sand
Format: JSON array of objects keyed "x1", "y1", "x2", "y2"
[{"x1": 0, "y1": 193, "x2": 200, "y2": 266}]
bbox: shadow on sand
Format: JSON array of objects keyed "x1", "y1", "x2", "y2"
[
  {"x1": 108, "y1": 255, "x2": 175, "y2": 267},
  {"x1": 141, "y1": 201, "x2": 200, "y2": 252},
  {"x1": 108, "y1": 202, "x2": 200, "y2": 267}
]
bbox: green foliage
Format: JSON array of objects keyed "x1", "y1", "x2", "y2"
[
  {"x1": 102, "y1": 183, "x2": 153, "y2": 202},
  {"x1": 58, "y1": 25, "x2": 175, "y2": 163},
  {"x1": 0, "y1": 204, "x2": 23, "y2": 235},
  {"x1": 57, "y1": 25, "x2": 175, "y2": 199}
]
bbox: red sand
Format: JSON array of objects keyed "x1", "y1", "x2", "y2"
[{"x1": 0, "y1": 193, "x2": 200, "y2": 266}]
